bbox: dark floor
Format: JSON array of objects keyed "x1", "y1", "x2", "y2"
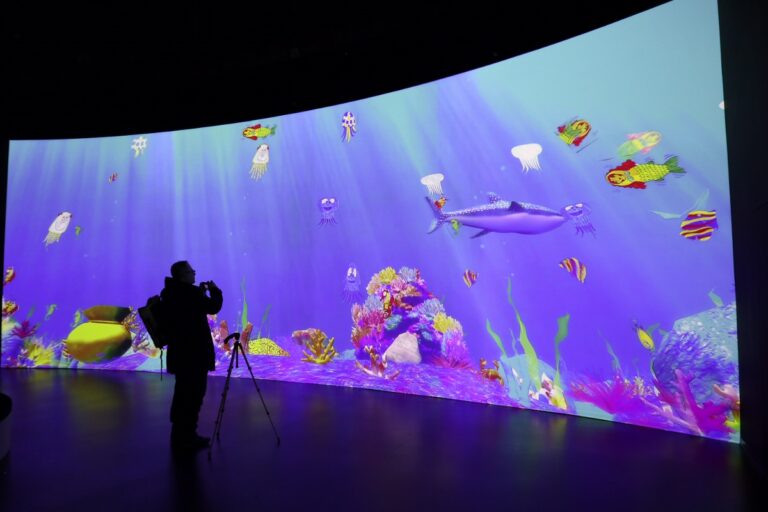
[{"x1": 0, "y1": 368, "x2": 763, "y2": 512}]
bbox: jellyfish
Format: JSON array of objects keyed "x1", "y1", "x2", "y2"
[
  {"x1": 420, "y1": 173, "x2": 445, "y2": 196},
  {"x1": 250, "y1": 144, "x2": 270, "y2": 180},
  {"x1": 318, "y1": 197, "x2": 339, "y2": 225},
  {"x1": 342, "y1": 264, "x2": 364, "y2": 303},
  {"x1": 43, "y1": 212, "x2": 73, "y2": 247},
  {"x1": 511, "y1": 143, "x2": 543, "y2": 173},
  {"x1": 560, "y1": 202, "x2": 596, "y2": 237},
  {"x1": 341, "y1": 112, "x2": 357, "y2": 142},
  {"x1": 131, "y1": 136, "x2": 147, "y2": 157}
]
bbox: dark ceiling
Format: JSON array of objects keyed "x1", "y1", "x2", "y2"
[{"x1": 5, "y1": 2, "x2": 667, "y2": 139}]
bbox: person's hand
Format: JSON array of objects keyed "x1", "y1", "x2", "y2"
[{"x1": 207, "y1": 281, "x2": 219, "y2": 291}]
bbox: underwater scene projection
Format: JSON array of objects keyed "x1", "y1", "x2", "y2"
[{"x1": 2, "y1": 0, "x2": 739, "y2": 441}]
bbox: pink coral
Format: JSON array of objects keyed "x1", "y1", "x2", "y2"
[{"x1": 571, "y1": 374, "x2": 646, "y2": 416}]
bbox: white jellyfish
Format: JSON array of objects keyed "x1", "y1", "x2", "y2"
[
  {"x1": 43, "y1": 212, "x2": 72, "y2": 247},
  {"x1": 131, "y1": 136, "x2": 147, "y2": 158},
  {"x1": 420, "y1": 173, "x2": 445, "y2": 196},
  {"x1": 511, "y1": 143, "x2": 543, "y2": 173},
  {"x1": 250, "y1": 144, "x2": 270, "y2": 180}
]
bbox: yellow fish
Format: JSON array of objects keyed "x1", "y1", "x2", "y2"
[{"x1": 634, "y1": 321, "x2": 655, "y2": 351}]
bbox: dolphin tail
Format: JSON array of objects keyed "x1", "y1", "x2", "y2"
[{"x1": 425, "y1": 197, "x2": 447, "y2": 233}]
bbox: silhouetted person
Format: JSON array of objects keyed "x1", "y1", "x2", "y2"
[{"x1": 162, "y1": 260, "x2": 223, "y2": 450}]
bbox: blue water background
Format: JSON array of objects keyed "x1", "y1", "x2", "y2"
[{"x1": 5, "y1": 0, "x2": 732, "y2": 381}]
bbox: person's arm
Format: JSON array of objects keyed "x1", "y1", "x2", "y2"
[{"x1": 202, "y1": 282, "x2": 223, "y2": 315}]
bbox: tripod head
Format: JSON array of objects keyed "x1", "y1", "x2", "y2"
[{"x1": 223, "y1": 332, "x2": 241, "y2": 345}]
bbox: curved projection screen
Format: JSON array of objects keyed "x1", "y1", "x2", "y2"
[{"x1": 3, "y1": 0, "x2": 738, "y2": 441}]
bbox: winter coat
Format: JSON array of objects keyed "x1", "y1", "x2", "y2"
[{"x1": 160, "y1": 277, "x2": 223, "y2": 374}]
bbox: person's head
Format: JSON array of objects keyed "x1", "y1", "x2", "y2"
[{"x1": 171, "y1": 260, "x2": 196, "y2": 285}]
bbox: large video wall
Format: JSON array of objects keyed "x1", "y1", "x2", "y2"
[{"x1": 2, "y1": 0, "x2": 739, "y2": 440}]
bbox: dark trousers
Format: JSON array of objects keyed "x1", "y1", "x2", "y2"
[{"x1": 170, "y1": 369, "x2": 208, "y2": 436}]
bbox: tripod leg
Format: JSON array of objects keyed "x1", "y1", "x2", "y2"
[
  {"x1": 236, "y1": 341, "x2": 281, "y2": 446},
  {"x1": 208, "y1": 346, "x2": 238, "y2": 460}
]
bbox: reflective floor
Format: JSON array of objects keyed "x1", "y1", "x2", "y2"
[{"x1": 0, "y1": 369, "x2": 763, "y2": 511}]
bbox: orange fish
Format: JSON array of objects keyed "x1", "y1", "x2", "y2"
[
  {"x1": 4, "y1": 267, "x2": 15, "y2": 285},
  {"x1": 463, "y1": 269, "x2": 478, "y2": 287},
  {"x1": 434, "y1": 196, "x2": 447, "y2": 210},
  {"x1": 559, "y1": 257, "x2": 587, "y2": 283}
]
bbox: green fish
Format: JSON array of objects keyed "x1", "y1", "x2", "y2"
[
  {"x1": 450, "y1": 219, "x2": 461, "y2": 235},
  {"x1": 45, "y1": 304, "x2": 57, "y2": 321},
  {"x1": 75, "y1": 226, "x2": 82, "y2": 236}
]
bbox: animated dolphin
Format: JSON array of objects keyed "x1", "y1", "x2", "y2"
[{"x1": 426, "y1": 195, "x2": 568, "y2": 238}]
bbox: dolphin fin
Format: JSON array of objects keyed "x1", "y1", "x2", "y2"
[
  {"x1": 426, "y1": 197, "x2": 446, "y2": 234},
  {"x1": 508, "y1": 201, "x2": 525, "y2": 213},
  {"x1": 470, "y1": 229, "x2": 491, "y2": 239}
]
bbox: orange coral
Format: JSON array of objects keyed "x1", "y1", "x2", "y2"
[
  {"x1": 292, "y1": 328, "x2": 337, "y2": 364},
  {"x1": 355, "y1": 345, "x2": 400, "y2": 379}
]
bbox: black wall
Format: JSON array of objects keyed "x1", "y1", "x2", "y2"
[
  {"x1": 2, "y1": 0, "x2": 765, "y2": 476},
  {"x1": 718, "y1": 0, "x2": 768, "y2": 478}
]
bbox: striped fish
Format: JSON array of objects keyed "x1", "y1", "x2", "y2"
[
  {"x1": 463, "y1": 269, "x2": 478, "y2": 287},
  {"x1": 680, "y1": 210, "x2": 718, "y2": 241},
  {"x1": 559, "y1": 257, "x2": 587, "y2": 283}
]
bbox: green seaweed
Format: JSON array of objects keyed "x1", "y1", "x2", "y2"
[
  {"x1": 554, "y1": 314, "x2": 570, "y2": 390},
  {"x1": 708, "y1": 289, "x2": 724, "y2": 308},
  {"x1": 507, "y1": 277, "x2": 540, "y2": 389},
  {"x1": 600, "y1": 330, "x2": 622, "y2": 373},
  {"x1": 485, "y1": 319, "x2": 507, "y2": 358},
  {"x1": 508, "y1": 328, "x2": 520, "y2": 356},
  {"x1": 241, "y1": 278, "x2": 249, "y2": 331},
  {"x1": 257, "y1": 304, "x2": 272, "y2": 338},
  {"x1": 44, "y1": 304, "x2": 57, "y2": 321},
  {"x1": 71, "y1": 309, "x2": 83, "y2": 328}
]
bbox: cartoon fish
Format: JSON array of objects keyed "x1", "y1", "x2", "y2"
[
  {"x1": 557, "y1": 118, "x2": 592, "y2": 147},
  {"x1": 2, "y1": 300, "x2": 19, "y2": 317},
  {"x1": 426, "y1": 195, "x2": 589, "y2": 239},
  {"x1": 108, "y1": 172, "x2": 118, "y2": 183},
  {"x1": 45, "y1": 304, "x2": 57, "y2": 321},
  {"x1": 634, "y1": 321, "x2": 655, "y2": 351},
  {"x1": 75, "y1": 226, "x2": 82, "y2": 236},
  {"x1": 463, "y1": 269, "x2": 478, "y2": 287},
  {"x1": 242, "y1": 124, "x2": 276, "y2": 141},
  {"x1": 341, "y1": 112, "x2": 357, "y2": 142},
  {"x1": 680, "y1": 210, "x2": 718, "y2": 241},
  {"x1": 434, "y1": 196, "x2": 447, "y2": 210},
  {"x1": 4, "y1": 267, "x2": 15, "y2": 285},
  {"x1": 617, "y1": 131, "x2": 662, "y2": 159},
  {"x1": 559, "y1": 257, "x2": 587, "y2": 283},
  {"x1": 605, "y1": 157, "x2": 685, "y2": 189},
  {"x1": 450, "y1": 219, "x2": 461, "y2": 235},
  {"x1": 43, "y1": 212, "x2": 73, "y2": 247}
]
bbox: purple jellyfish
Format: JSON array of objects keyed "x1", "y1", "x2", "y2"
[
  {"x1": 342, "y1": 264, "x2": 364, "y2": 303},
  {"x1": 560, "y1": 202, "x2": 596, "y2": 237},
  {"x1": 318, "y1": 197, "x2": 339, "y2": 225}
]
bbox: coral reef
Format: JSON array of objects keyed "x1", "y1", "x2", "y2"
[
  {"x1": 351, "y1": 266, "x2": 469, "y2": 366},
  {"x1": 355, "y1": 346, "x2": 400, "y2": 379},
  {"x1": 651, "y1": 303, "x2": 738, "y2": 405},
  {"x1": 292, "y1": 328, "x2": 337, "y2": 364}
]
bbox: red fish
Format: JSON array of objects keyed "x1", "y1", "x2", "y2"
[
  {"x1": 108, "y1": 172, "x2": 118, "y2": 183},
  {"x1": 434, "y1": 196, "x2": 447, "y2": 210}
]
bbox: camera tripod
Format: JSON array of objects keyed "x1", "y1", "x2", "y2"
[{"x1": 209, "y1": 332, "x2": 281, "y2": 460}]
